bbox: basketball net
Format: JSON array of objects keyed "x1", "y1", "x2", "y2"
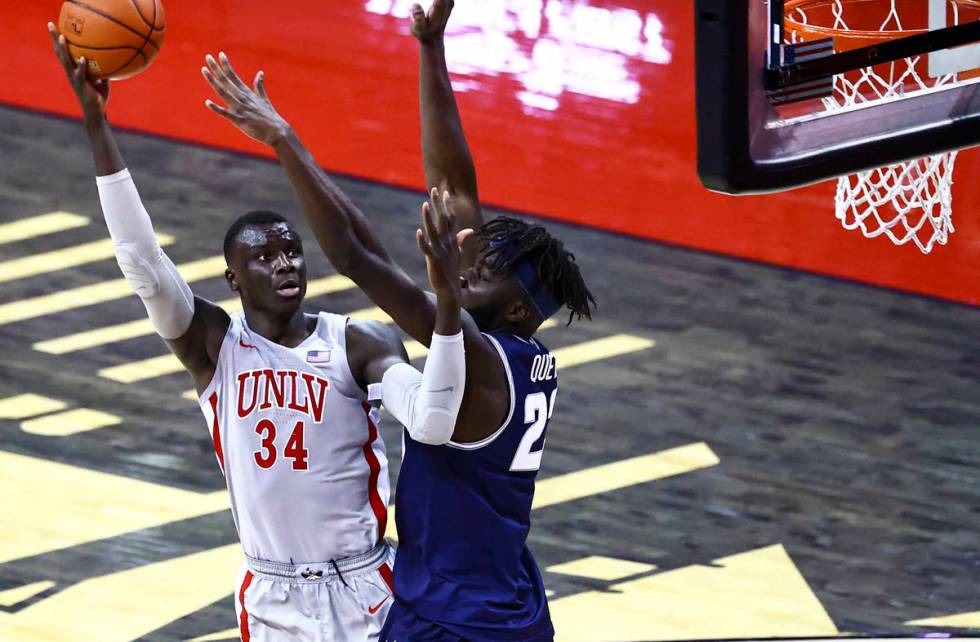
[{"x1": 785, "y1": 0, "x2": 968, "y2": 253}]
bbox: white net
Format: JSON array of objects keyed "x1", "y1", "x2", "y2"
[{"x1": 787, "y1": 0, "x2": 961, "y2": 253}]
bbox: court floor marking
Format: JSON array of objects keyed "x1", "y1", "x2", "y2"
[
  {"x1": 34, "y1": 301, "x2": 554, "y2": 355},
  {"x1": 138, "y1": 328, "x2": 642, "y2": 392},
  {"x1": 0, "y1": 394, "x2": 67, "y2": 419},
  {"x1": 20, "y1": 408, "x2": 122, "y2": 437},
  {"x1": 0, "y1": 234, "x2": 174, "y2": 285},
  {"x1": 0, "y1": 256, "x2": 228, "y2": 326},
  {"x1": 0, "y1": 212, "x2": 89, "y2": 246},
  {"x1": 33, "y1": 274, "x2": 356, "y2": 354},
  {"x1": 0, "y1": 441, "x2": 718, "y2": 642},
  {"x1": 386, "y1": 441, "x2": 716, "y2": 544},
  {"x1": 0, "y1": 393, "x2": 124, "y2": 438},
  {"x1": 533, "y1": 441, "x2": 718, "y2": 509}
]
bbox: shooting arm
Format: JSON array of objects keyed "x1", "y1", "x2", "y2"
[{"x1": 91, "y1": 126, "x2": 228, "y2": 390}]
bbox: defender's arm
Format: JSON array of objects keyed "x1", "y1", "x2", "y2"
[
  {"x1": 412, "y1": 0, "x2": 484, "y2": 267},
  {"x1": 201, "y1": 53, "x2": 464, "y2": 349}
]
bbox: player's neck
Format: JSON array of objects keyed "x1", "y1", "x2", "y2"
[
  {"x1": 243, "y1": 307, "x2": 313, "y2": 348},
  {"x1": 487, "y1": 320, "x2": 535, "y2": 340}
]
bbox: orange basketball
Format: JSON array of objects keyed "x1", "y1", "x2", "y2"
[{"x1": 58, "y1": 0, "x2": 166, "y2": 80}]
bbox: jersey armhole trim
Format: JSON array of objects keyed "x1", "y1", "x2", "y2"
[
  {"x1": 447, "y1": 333, "x2": 515, "y2": 451},
  {"x1": 336, "y1": 313, "x2": 370, "y2": 402}
]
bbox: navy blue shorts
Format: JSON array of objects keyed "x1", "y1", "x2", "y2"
[{"x1": 379, "y1": 601, "x2": 465, "y2": 642}]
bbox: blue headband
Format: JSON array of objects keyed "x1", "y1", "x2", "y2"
[{"x1": 490, "y1": 239, "x2": 563, "y2": 320}]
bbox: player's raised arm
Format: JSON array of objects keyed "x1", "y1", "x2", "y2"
[
  {"x1": 411, "y1": 0, "x2": 484, "y2": 267},
  {"x1": 49, "y1": 23, "x2": 228, "y2": 392}
]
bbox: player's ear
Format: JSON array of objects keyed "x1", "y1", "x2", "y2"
[
  {"x1": 225, "y1": 267, "x2": 240, "y2": 292},
  {"x1": 504, "y1": 300, "x2": 530, "y2": 324}
]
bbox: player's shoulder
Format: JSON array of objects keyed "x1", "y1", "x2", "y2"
[{"x1": 344, "y1": 317, "x2": 406, "y2": 358}]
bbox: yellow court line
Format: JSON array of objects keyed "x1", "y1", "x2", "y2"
[
  {"x1": 186, "y1": 628, "x2": 241, "y2": 642},
  {"x1": 34, "y1": 274, "x2": 355, "y2": 354},
  {"x1": 907, "y1": 611, "x2": 980, "y2": 628},
  {"x1": 0, "y1": 255, "x2": 227, "y2": 326},
  {"x1": 20, "y1": 408, "x2": 122, "y2": 437},
  {"x1": 0, "y1": 394, "x2": 67, "y2": 420},
  {"x1": 160, "y1": 328, "x2": 644, "y2": 393},
  {"x1": 0, "y1": 235, "x2": 174, "y2": 285},
  {"x1": 387, "y1": 442, "x2": 718, "y2": 543},
  {"x1": 551, "y1": 334, "x2": 655, "y2": 368},
  {"x1": 0, "y1": 580, "x2": 55, "y2": 607},
  {"x1": 0, "y1": 211, "x2": 89, "y2": 246},
  {"x1": 0, "y1": 450, "x2": 228, "y2": 566},
  {"x1": 36, "y1": 304, "x2": 550, "y2": 356},
  {"x1": 546, "y1": 555, "x2": 657, "y2": 581},
  {"x1": 533, "y1": 442, "x2": 720, "y2": 509}
]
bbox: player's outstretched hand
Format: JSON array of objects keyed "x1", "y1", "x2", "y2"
[
  {"x1": 202, "y1": 52, "x2": 289, "y2": 146},
  {"x1": 410, "y1": 0, "x2": 454, "y2": 44},
  {"x1": 418, "y1": 187, "x2": 472, "y2": 298},
  {"x1": 48, "y1": 22, "x2": 110, "y2": 119}
]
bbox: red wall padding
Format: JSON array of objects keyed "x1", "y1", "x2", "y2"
[{"x1": 6, "y1": 1, "x2": 978, "y2": 305}]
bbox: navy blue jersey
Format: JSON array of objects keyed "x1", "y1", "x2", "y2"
[{"x1": 388, "y1": 332, "x2": 558, "y2": 642}]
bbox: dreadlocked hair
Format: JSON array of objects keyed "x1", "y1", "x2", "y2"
[{"x1": 477, "y1": 216, "x2": 596, "y2": 326}]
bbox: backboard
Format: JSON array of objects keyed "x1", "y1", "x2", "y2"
[{"x1": 695, "y1": 0, "x2": 980, "y2": 194}]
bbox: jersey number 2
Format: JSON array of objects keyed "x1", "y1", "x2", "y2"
[
  {"x1": 254, "y1": 419, "x2": 309, "y2": 471},
  {"x1": 510, "y1": 390, "x2": 557, "y2": 472}
]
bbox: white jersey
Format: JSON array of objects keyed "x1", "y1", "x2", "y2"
[{"x1": 198, "y1": 310, "x2": 390, "y2": 564}]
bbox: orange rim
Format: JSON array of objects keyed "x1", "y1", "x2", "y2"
[{"x1": 784, "y1": 0, "x2": 980, "y2": 49}]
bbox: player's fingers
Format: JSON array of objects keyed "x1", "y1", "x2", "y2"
[
  {"x1": 204, "y1": 54, "x2": 235, "y2": 91},
  {"x1": 425, "y1": 189, "x2": 444, "y2": 244},
  {"x1": 219, "y1": 52, "x2": 250, "y2": 92},
  {"x1": 439, "y1": 190, "x2": 456, "y2": 235},
  {"x1": 417, "y1": 228, "x2": 434, "y2": 257},
  {"x1": 95, "y1": 79, "x2": 111, "y2": 102},
  {"x1": 422, "y1": 201, "x2": 439, "y2": 247},
  {"x1": 74, "y1": 57, "x2": 88, "y2": 85},
  {"x1": 202, "y1": 67, "x2": 238, "y2": 104},
  {"x1": 456, "y1": 228, "x2": 474, "y2": 249},
  {"x1": 431, "y1": 190, "x2": 451, "y2": 238},
  {"x1": 53, "y1": 33, "x2": 74, "y2": 71},
  {"x1": 47, "y1": 23, "x2": 65, "y2": 60},
  {"x1": 410, "y1": 3, "x2": 425, "y2": 24},
  {"x1": 205, "y1": 99, "x2": 242, "y2": 123},
  {"x1": 254, "y1": 71, "x2": 269, "y2": 100}
]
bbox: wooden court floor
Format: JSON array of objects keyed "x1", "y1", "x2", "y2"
[{"x1": 0, "y1": 106, "x2": 978, "y2": 641}]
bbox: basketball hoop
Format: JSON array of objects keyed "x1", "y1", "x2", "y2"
[{"x1": 784, "y1": 0, "x2": 980, "y2": 253}]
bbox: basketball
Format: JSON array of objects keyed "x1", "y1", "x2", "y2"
[{"x1": 58, "y1": 0, "x2": 165, "y2": 80}]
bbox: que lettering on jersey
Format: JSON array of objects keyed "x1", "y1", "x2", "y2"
[
  {"x1": 529, "y1": 353, "x2": 557, "y2": 382},
  {"x1": 236, "y1": 368, "x2": 330, "y2": 422}
]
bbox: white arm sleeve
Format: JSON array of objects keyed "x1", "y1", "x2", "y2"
[
  {"x1": 381, "y1": 331, "x2": 465, "y2": 446},
  {"x1": 96, "y1": 169, "x2": 194, "y2": 340}
]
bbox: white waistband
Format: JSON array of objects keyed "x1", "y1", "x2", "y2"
[{"x1": 245, "y1": 541, "x2": 389, "y2": 583}]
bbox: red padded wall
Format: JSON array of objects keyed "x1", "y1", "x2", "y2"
[{"x1": 5, "y1": 1, "x2": 977, "y2": 304}]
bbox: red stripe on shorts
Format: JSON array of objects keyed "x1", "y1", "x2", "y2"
[
  {"x1": 379, "y1": 562, "x2": 395, "y2": 593},
  {"x1": 361, "y1": 402, "x2": 387, "y2": 540},
  {"x1": 208, "y1": 392, "x2": 225, "y2": 475},
  {"x1": 238, "y1": 569, "x2": 254, "y2": 642}
]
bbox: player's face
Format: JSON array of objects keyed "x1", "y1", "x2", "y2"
[
  {"x1": 459, "y1": 256, "x2": 527, "y2": 330},
  {"x1": 228, "y1": 223, "x2": 308, "y2": 314}
]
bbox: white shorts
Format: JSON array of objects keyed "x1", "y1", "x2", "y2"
[{"x1": 235, "y1": 541, "x2": 396, "y2": 642}]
